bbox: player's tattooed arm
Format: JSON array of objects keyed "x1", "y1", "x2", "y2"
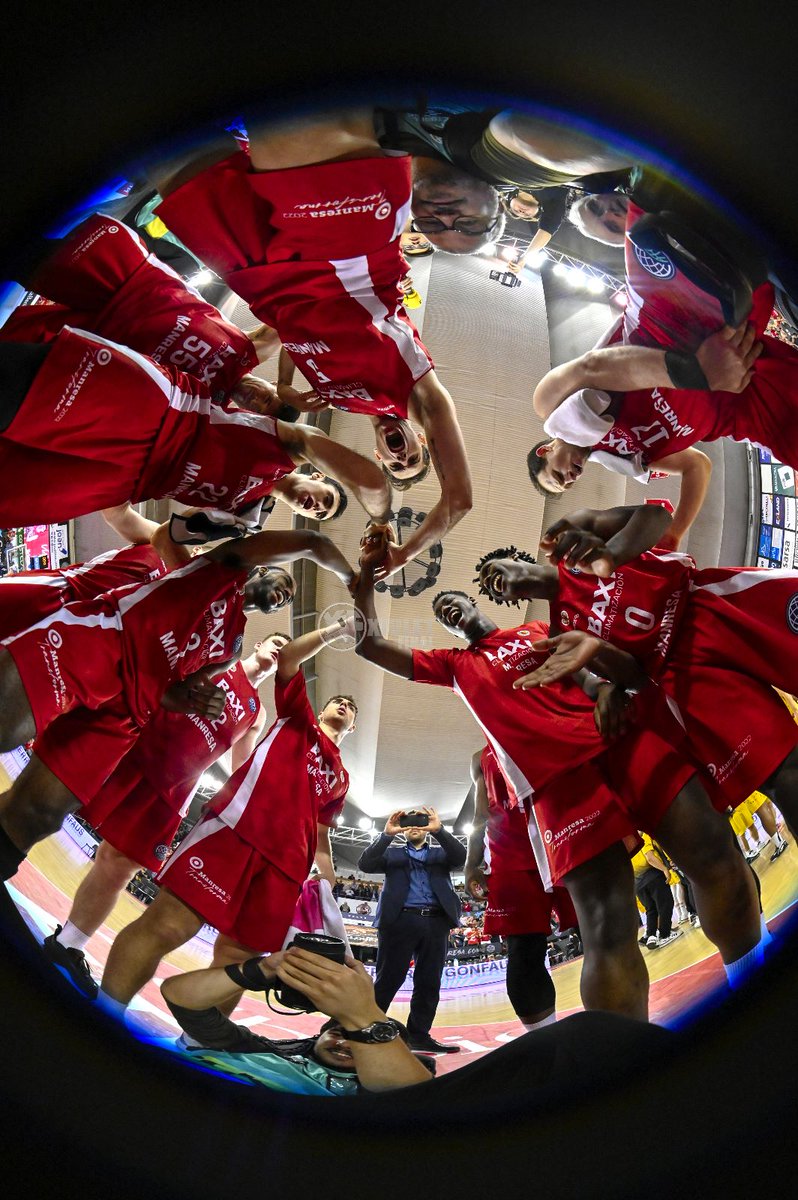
[
  {"x1": 541, "y1": 502, "x2": 673, "y2": 572},
  {"x1": 278, "y1": 422, "x2": 393, "y2": 522},
  {"x1": 246, "y1": 322, "x2": 282, "y2": 363},
  {"x1": 646, "y1": 448, "x2": 712, "y2": 549},
  {"x1": 352, "y1": 526, "x2": 415, "y2": 679},
  {"x1": 464, "y1": 750, "x2": 490, "y2": 900},
  {"x1": 376, "y1": 372, "x2": 473, "y2": 580},
  {"x1": 275, "y1": 348, "x2": 327, "y2": 413}
]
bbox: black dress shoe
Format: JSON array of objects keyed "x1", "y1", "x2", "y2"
[{"x1": 408, "y1": 1034, "x2": 461, "y2": 1054}]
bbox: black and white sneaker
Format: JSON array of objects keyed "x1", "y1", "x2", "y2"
[{"x1": 42, "y1": 925, "x2": 98, "y2": 998}]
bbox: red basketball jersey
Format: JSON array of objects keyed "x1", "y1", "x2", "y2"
[
  {"x1": 552, "y1": 549, "x2": 695, "y2": 676},
  {"x1": 209, "y1": 670, "x2": 348, "y2": 882}
]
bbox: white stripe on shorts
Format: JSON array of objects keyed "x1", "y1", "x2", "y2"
[
  {"x1": 330, "y1": 256, "x2": 431, "y2": 381},
  {"x1": 689, "y1": 567, "x2": 798, "y2": 600}
]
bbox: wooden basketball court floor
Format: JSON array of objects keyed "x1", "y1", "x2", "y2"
[{"x1": 7, "y1": 814, "x2": 798, "y2": 1079}]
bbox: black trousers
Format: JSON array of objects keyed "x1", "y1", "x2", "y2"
[
  {"x1": 635, "y1": 868, "x2": 674, "y2": 939},
  {"x1": 373, "y1": 909, "x2": 451, "y2": 1038}
]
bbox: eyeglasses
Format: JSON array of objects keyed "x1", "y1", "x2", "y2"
[{"x1": 411, "y1": 215, "x2": 500, "y2": 237}]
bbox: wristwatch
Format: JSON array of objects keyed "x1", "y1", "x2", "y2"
[{"x1": 339, "y1": 1018, "x2": 403, "y2": 1044}]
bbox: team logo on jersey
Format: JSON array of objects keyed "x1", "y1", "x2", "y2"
[
  {"x1": 189, "y1": 856, "x2": 204, "y2": 870},
  {"x1": 233, "y1": 635, "x2": 243, "y2": 654},
  {"x1": 374, "y1": 201, "x2": 392, "y2": 220},
  {"x1": 47, "y1": 629, "x2": 63, "y2": 649},
  {"x1": 544, "y1": 829, "x2": 553, "y2": 845},
  {"x1": 95, "y1": 348, "x2": 112, "y2": 366},
  {"x1": 248, "y1": 697, "x2": 257, "y2": 712},
  {"x1": 560, "y1": 611, "x2": 570, "y2": 625},
  {"x1": 153, "y1": 843, "x2": 169, "y2": 862},
  {"x1": 633, "y1": 244, "x2": 675, "y2": 279},
  {"x1": 787, "y1": 593, "x2": 798, "y2": 633}
]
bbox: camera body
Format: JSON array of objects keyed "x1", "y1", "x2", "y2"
[
  {"x1": 398, "y1": 811, "x2": 429, "y2": 828},
  {"x1": 272, "y1": 932, "x2": 347, "y2": 1013}
]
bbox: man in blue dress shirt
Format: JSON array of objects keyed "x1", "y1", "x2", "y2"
[{"x1": 358, "y1": 805, "x2": 465, "y2": 1054}]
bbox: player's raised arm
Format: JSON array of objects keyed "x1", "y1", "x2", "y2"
[
  {"x1": 377, "y1": 372, "x2": 473, "y2": 581},
  {"x1": 541, "y1": 503, "x2": 674, "y2": 573},
  {"x1": 278, "y1": 421, "x2": 393, "y2": 523},
  {"x1": 275, "y1": 618, "x2": 356, "y2": 684},
  {"x1": 276, "y1": 347, "x2": 327, "y2": 413},
  {"x1": 645, "y1": 448, "x2": 712, "y2": 550},
  {"x1": 353, "y1": 527, "x2": 414, "y2": 679},
  {"x1": 464, "y1": 750, "x2": 490, "y2": 901},
  {"x1": 102, "y1": 503, "x2": 160, "y2": 546},
  {"x1": 208, "y1": 529, "x2": 354, "y2": 589},
  {"x1": 533, "y1": 321, "x2": 762, "y2": 421}
]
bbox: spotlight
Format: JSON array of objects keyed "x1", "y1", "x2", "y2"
[
  {"x1": 357, "y1": 816, "x2": 372, "y2": 830},
  {"x1": 188, "y1": 269, "x2": 214, "y2": 288},
  {"x1": 462, "y1": 822, "x2": 474, "y2": 836},
  {"x1": 586, "y1": 276, "x2": 605, "y2": 294},
  {"x1": 553, "y1": 262, "x2": 570, "y2": 278},
  {"x1": 198, "y1": 772, "x2": 219, "y2": 791},
  {"x1": 526, "y1": 249, "x2": 547, "y2": 269}
]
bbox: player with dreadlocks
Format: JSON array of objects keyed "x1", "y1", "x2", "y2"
[
  {"x1": 351, "y1": 523, "x2": 762, "y2": 1015},
  {"x1": 475, "y1": 501, "x2": 798, "y2": 966}
]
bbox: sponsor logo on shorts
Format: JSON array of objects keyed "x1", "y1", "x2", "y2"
[
  {"x1": 108, "y1": 225, "x2": 119, "y2": 234},
  {"x1": 96, "y1": 348, "x2": 112, "y2": 366},
  {"x1": 153, "y1": 843, "x2": 169, "y2": 862},
  {"x1": 633, "y1": 243, "x2": 675, "y2": 280},
  {"x1": 560, "y1": 611, "x2": 570, "y2": 626},
  {"x1": 706, "y1": 734, "x2": 753, "y2": 785},
  {"x1": 786, "y1": 592, "x2": 798, "y2": 633},
  {"x1": 38, "y1": 640, "x2": 67, "y2": 711},
  {"x1": 47, "y1": 629, "x2": 63, "y2": 649},
  {"x1": 545, "y1": 811, "x2": 601, "y2": 849},
  {"x1": 374, "y1": 201, "x2": 391, "y2": 220},
  {"x1": 187, "y1": 855, "x2": 231, "y2": 903}
]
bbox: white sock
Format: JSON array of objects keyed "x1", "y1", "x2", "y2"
[
  {"x1": 773, "y1": 832, "x2": 786, "y2": 849},
  {"x1": 58, "y1": 920, "x2": 90, "y2": 953},
  {"x1": 724, "y1": 936, "x2": 766, "y2": 988},
  {"x1": 97, "y1": 989, "x2": 128, "y2": 1019},
  {"x1": 522, "y1": 1012, "x2": 557, "y2": 1033}
]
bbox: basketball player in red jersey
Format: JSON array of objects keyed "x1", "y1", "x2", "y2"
[
  {"x1": 42, "y1": 634, "x2": 289, "y2": 998},
  {"x1": 0, "y1": 526, "x2": 356, "y2": 882},
  {"x1": 150, "y1": 113, "x2": 473, "y2": 579},
  {"x1": 99, "y1": 620, "x2": 356, "y2": 1013},
  {"x1": 354, "y1": 527, "x2": 760, "y2": 1016},
  {"x1": 0, "y1": 503, "x2": 173, "y2": 640},
  {"x1": 0, "y1": 213, "x2": 282, "y2": 400},
  {"x1": 0, "y1": 329, "x2": 391, "y2": 529},
  {"x1": 466, "y1": 746, "x2": 578, "y2": 1031},
  {"x1": 527, "y1": 310, "x2": 784, "y2": 547},
  {"x1": 476, "y1": 502, "x2": 798, "y2": 849}
]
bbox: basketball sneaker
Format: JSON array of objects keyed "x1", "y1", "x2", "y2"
[{"x1": 42, "y1": 925, "x2": 98, "y2": 998}]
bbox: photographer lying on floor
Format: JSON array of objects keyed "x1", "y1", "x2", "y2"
[{"x1": 160, "y1": 943, "x2": 435, "y2": 1096}]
